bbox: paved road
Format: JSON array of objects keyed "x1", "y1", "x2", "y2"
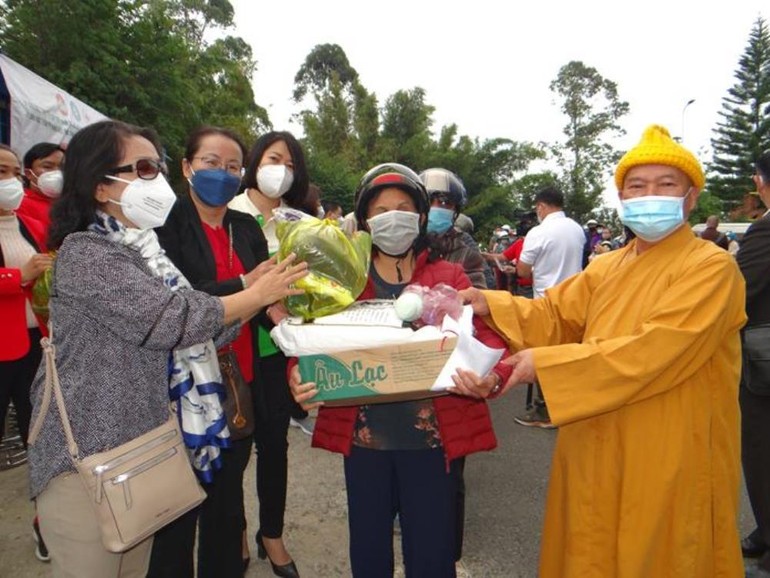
[{"x1": 0, "y1": 387, "x2": 757, "y2": 577}]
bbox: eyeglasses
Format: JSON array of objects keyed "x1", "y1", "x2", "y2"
[
  {"x1": 106, "y1": 158, "x2": 167, "y2": 181},
  {"x1": 192, "y1": 155, "x2": 244, "y2": 176}
]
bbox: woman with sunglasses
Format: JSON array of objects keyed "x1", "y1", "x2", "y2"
[
  {"x1": 228, "y1": 131, "x2": 311, "y2": 578},
  {"x1": 148, "y1": 126, "x2": 277, "y2": 578},
  {"x1": 26, "y1": 120, "x2": 307, "y2": 578}
]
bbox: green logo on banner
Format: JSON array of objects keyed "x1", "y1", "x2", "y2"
[{"x1": 298, "y1": 355, "x2": 389, "y2": 400}]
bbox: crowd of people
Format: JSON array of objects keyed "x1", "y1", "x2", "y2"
[{"x1": 0, "y1": 120, "x2": 769, "y2": 578}]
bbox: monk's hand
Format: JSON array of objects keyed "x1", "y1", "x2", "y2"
[
  {"x1": 288, "y1": 365, "x2": 324, "y2": 411},
  {"x1": 449, "y1": 368, "x2": 497, "y2": 399},
  {"x1": 458, "y1": 288, "x2": 490, "y2": 317},
  {"x1": 265, "y1": 301, "x2": 290, "y2": 325},
  {"x1": 502, "y1": 349, "x2": 536, "y2": 388}
]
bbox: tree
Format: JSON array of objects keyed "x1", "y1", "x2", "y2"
[
  {"x1": 549, "y1": 61, "x2": 629, "y2": 222},
  {"x1": 292, "y1": 43, "x2": 358, "y2": 103},
  {"x1": 378, "y1": 87, "x2": 435, "y2": 167},
  {"x1": 291, "y1": 43, "x2": 545, "y2": 228},
  {"x1": 707, "y1": 16, "x2": 770, "y2": 213},
  {"x1": 0, "y1": 0, "x2": 267, "y2": 177}
]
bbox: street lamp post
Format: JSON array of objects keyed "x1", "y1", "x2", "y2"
[{"x1": 681, "y1": 99, "x2": 695, "y2": 144}]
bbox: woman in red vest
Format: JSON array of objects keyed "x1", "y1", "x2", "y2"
[
  {"x1": 0, "y1": 143, "x2": 50, "y2": 444},
  {"x1": 285, "y1": 163, "x2": 511, "y2": 578}
]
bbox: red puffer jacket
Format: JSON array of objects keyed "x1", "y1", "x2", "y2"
[{"x1": 310, "y1": 250, "x2": 511, "y2": 469}]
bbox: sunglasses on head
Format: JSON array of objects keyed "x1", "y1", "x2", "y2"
[{"x1": 106, "y1": 158, "x2": 167, "y2": 181}]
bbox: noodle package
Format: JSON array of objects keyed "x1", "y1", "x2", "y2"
[{"x1": 275, "y1": 208, "x2": 371, "y2": 320}]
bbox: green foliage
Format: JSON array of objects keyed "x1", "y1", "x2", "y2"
[
  {"x1": 689, "y1": 190, "x2": 725, "y2": 224},
  {"x1": 511, "y1": 171, "x2": 560, "y2": 214},
  {"x1": 378, "y1": 88, "x2": 435, "y2": 166},
  {"x1": 305, "y1": 151, "x2": 359, "y2": 213},
  {"x1": 291, "y1": 44, "x2": 547, "y2": 238},
  {"x1": 0, "y1": 0, "x2": 266, "y2": 182},
  {"x1": 292, "y1": 43, "x2": 359, "y2": 103},
  {"x1": 707, "y1": 16, "x2": 770, "y2": 213},
  {"x1": 549, "y1": 61, "x2": 629, "y2": 223}
]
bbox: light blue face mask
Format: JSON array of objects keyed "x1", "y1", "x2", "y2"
[
  {"x1": 619, "y1": 192, "x2": 690, "y2": 242},
  {"x1": 427, "y1": 207, "x2": 455, "y2": 234}
]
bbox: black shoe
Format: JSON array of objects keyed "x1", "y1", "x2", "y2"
[
  {"x1": 256, "y1": 530, "x2": 300, "y2": 578},
  {"x1": 743, "y1": 532, "x2": 769, "y2": 558},
  {"x1": 32, "y1": 518, "x2": 50, "y2": 563}
]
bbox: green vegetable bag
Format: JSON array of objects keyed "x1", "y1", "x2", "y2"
[
  {"x1": 275, "y1": 208, "x2": 371, "y2": 320},
  {"x1": 31, "y1": 257, "x2": 54, "y2": 325}
]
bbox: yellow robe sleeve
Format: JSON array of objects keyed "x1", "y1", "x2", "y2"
[{"x1": 485, "y1": 250, "x2": 746, "y2": 426}]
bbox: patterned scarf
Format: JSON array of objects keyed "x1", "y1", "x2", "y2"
[{"x1": 90, "y1": 211, "x2": 229, "y2": 482}]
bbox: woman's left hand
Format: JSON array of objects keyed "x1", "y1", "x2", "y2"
[{"x1": 449, "y1": 368, "x2": 499, "y2": 399}]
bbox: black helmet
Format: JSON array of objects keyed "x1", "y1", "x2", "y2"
[
  {"x1": 354, "y1": 163, "x2": 429, "y2": 232},
  {"x1": 419, "y1": 168, "x2": 467, "y2": 210}
]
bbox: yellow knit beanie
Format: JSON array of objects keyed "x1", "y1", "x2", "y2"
[{"x1": 614, "y1": 125, "x2": 705, "y2": 190}]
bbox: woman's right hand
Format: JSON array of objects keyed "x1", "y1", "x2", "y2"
[
  {"x1": 246, "y1": 253, "x2": 308, "y2": 309},
  {"x1": 288, "y1": 365, "x2": 324, "y2": 411},
  {"x1": 20, "y1": 253, "x2": 54, "y2": 285}
]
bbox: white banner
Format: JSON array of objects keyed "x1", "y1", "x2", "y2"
[{"x1": 0, "y1": 54, "x2": 108, "y2": 157}]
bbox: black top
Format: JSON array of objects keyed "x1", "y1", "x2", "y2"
[
  {"x1": 155, "y1": 195, "x2": 273, "y2": 356},
  {"x1": 736, "y1": 213, "x2": 770, "y2": 326}
]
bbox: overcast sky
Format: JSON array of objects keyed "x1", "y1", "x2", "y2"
[{"x1": 231, "y1": 0, "x2": 768, "y2": 204}]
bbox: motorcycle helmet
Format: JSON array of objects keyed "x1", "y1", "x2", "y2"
[
  {"x1": 354, "y1": 163, "x2": 429, "y2": 233},
  {"x1": 419, "y1": 168, "x2": 467, "y2": 212}
]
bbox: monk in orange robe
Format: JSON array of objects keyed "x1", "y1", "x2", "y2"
[{"x1": 455, "y1": 125, "x2": 746, "y2": 577}]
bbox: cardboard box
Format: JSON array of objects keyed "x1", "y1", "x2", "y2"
[{"x1": 298, "y1": 336, "x2": 458, "y2": 406}]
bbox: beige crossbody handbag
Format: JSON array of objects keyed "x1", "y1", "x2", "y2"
[{"x1": 28, "y1": 332, "x2": 206, "y2": 553}]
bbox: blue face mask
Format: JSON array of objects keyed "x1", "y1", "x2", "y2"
[
  {"x1": 189, "y1": 169, "x2": 241, "y2": 207},
  {"x1": 427, "y1": 207, "x2": 455, "y2": 234},
  {"x1": 619, "y1": 193, "x2": 689, "y2": 242}
]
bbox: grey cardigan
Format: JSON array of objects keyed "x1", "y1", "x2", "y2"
[{"x1": 28, "y1": 232, "x2": 238, "y2": 498}]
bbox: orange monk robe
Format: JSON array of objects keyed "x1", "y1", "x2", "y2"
[{"x1": 485, "y1": 225, "x2": 746, "y2": 578}]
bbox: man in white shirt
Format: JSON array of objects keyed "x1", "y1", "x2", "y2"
[{"x1": 514, "y1": 186, "x2": 585, "y2": 426}]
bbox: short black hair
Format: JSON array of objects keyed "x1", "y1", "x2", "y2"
[
  {"x1": 23, "y1": 142, "x2": 64, "y2": 170},
  {"x1": 48, "y1": 120, "x2": 162, "y2": 249},
  {"x1": 321, "y1": 200, "x2": 343, "y2": 214},
  {"x1": 534, "y1": 186, "x2": 564, "y2": 208},
  {"x1": 757, "y1": 150, "x2": 770, "y2": 182},
  {"x1": 22, "y1": 142, "x2": 65, "y2": 187},
  {"x1": 183, "y1": 126, "x2": 246, "y2": 163},
  {"x1": 242, "y1": 131, "x2": 309, "y2": 209}
]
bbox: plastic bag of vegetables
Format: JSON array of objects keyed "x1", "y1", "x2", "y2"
[
  {"x1": 31, "y1": 253, "x2": 55, "y2": 325},
  {"x1": 275, "y1": 208, "x2": 371, "y2": 320}
]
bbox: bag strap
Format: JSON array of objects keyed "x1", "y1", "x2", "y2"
[{"x1": 26, "y1": 325, "x2": 81, "y2": 460}]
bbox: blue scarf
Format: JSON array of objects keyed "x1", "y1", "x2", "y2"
[{"x1": 90, "y1": 212, "x2": 229, "y2": 482}]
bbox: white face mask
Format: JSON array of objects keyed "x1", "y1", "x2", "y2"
[
  {"x1": 367, "y1": 210, "x2": 421, "y2": 256},
  {"x1": 36, "y1": 170, "x2": 64, "y2": 198},
  {"x1": 105, "y1": 174, "x2": 177, "y2": 230},
  {"x1": 257, "y1": 164, "x2": 294, "y2": 199},
  {"x1": 0, "y1": 177, "x2": 24, "y2": 210}
]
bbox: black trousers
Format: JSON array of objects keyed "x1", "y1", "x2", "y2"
[
  {"x1": 146, "y1": 436, "x2": 253, "y2": 578},
  {"x1": 741, "y1": 382, "x2": 770, "y2": 569},
  {"x1": 252, "y1": 353, "x2": 292, "y2": 539},
  {"x1": 0, "y1": 328, "x2": 42, "y2": 446},
  {"x1": 344, "y1": 446, "x2": 460, "y2": 578}
]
